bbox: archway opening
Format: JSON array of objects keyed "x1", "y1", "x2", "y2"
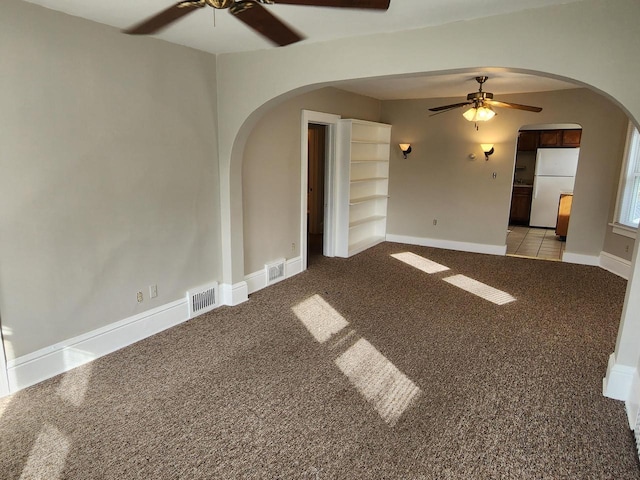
[{"x1": 507, "y1": 123, "x2": 583, "y2": 261}]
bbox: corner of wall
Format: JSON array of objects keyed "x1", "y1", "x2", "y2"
[
  {"x1": 221, "y1": 282, "x2": 249, "y2": 306},
  {"x1": 600, "y1": 251, "x2": 632, "y2": 279},
  {"x1": 246, "y1": 256, "x2": 303, "y2": 295}
]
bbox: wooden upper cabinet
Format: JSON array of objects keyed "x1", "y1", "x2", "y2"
[
  {"x1": 537, "y1": 129, "x2": 582, "y2": 148},
  {"x1": 539, "y1": 130, "x2": 562, "y2": 147},
  {"x1": 517, "y1": 130, "x2": 538, "y2": 151},
  {"x1": 562, "y1": 129, "x2": 582, "y2": 147}
]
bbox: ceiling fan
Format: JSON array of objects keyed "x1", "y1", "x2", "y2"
[
  {"x1": 428, "y1": 76, "x2": 543, "y2": 122},
  {"x1": 123, "y1": 0, "x2": 391, "y2": 47}
]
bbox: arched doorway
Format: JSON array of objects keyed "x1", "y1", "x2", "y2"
[{"x1": 507, "y1": 123, "x2": 583, "y2": 261}]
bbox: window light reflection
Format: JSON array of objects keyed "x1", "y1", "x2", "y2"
[
  {"x1": 391, "y1": 252, "x2": 450, "y2": 274},
  {"x1": 335, "y1": 338, "x2": 421, "y2": 426},
  {"x1": 57, "y1": 362, "x2": 93, "y2": 407},
  {"x1": 292, "y1": 294, "x2": 349, "y2": 343},
  {"x1": 443, "y1": 274, "x2": 516, "y2": 305},
  {"x1": 19, "y1": 424, "x2": 71, "y2": 480}
]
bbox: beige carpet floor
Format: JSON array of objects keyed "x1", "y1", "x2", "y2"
[{"x1": 1, "y1": 242, "x2": 639, "y2": 479}]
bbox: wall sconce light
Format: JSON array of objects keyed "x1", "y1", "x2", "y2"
[
  {"x1": 481, "y1": 143, "x2": 495, "y2": 161},
  {"x1": 399, "y1": 143, "x2": 412, "y2": 159}
]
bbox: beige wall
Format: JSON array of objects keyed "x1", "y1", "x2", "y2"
[
  {"x1": 381, "y1": 88, "x2": 628, "y2": 256},
  {"x1": 242, "y1": 87, "x2": 381, "y2": 274},
  {"x1": 0, "y1": 0, "x2": 221, "y2": 359},
  {"x1": 217, "y1": 0, "x2": 640, "y2": 285},
  {"x1": 4, "y1": 0, "x2": 640, "y2": 386},
  {"x1": 603, "y1": 123, "x2": 636, "y2": 262}
]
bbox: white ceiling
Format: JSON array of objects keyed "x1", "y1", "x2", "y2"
[
  {"x1": 334, "y1": 70, "x2": 579, "y2": 101},
  {"x1": 20, "y1": 0, "x2": 583, "y2": 99},
  {"x1": 23, "y1": 0, "x2": 584, "y2": 55}
]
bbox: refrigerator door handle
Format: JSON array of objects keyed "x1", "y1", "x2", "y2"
[{"x1": 534, "y1": 180, "x2": 538, "y2": 199}]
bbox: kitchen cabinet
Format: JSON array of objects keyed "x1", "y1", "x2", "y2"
[
  {"x1": 517, "y1": 131, "x2": 538, "y2": 151},
  {"x1": 539, "y1": 130, "x2": 562, "y2": 147},
  {"x1": 538, "y1": 129, "x2": 582, "y2": 148},
  {"x1": 336, "y1": 119, "x2": 391, "y2": 258},
  {"x1": 509, "y1": 186, "x2": 533, "y2": 225},
  {"x1": 561, "y1": 129, "x2": 582, "y2": 147}
]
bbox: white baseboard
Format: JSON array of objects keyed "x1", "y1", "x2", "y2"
[
  {"x1": 286, "y1": 256, "x2": 303, "y2": 278},
  {"x1": 603, "y1": 353, "x2": 637, "y2": 404},
  {"x1": 562, "y1": 251, "x2": 600, "y2": 266},
  {"x1": 246, "y1": 256, "x2": 303, "y2": 295},
  {"x1": 626, "y1": 369, "x2": 640, "y2": 429},
  {"x1": 245, "y1": 270, "x2": 265, "y2": 295},
  {"x1": 385, "y1": 234, "x2": 507, "y2": 256},
  {"x1": 220, "y1": 281, "x2": 248, "y2": 306},
  {"x1": 599, "y1": 251, "x2": 632, "y2": 280},
  {"x1": 5, "y1": 298, "x2": 191, "y2": 396}
]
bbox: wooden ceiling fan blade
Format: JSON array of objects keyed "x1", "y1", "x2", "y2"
[
  {"x1": 272, "y1": 0, "x2": 390, "y2": 9},
  {"x1": 123, "y1": 2, "x2": 203, "y2": 35},
  {"x1": 429, "y1": 104, "x2": 470, "y2": 116},
  {"x1": 428, "y1": 102, "x2": 472, "y2": 112},
  {"x1": 231, "y1": 1, "x2": 304, "y2": 46},
  {"x1": 485, "y1": 99, "x2": 542, "y2": 112}
]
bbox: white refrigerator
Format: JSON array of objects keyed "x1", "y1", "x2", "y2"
[{"x1": 529, "y1": 148, "x2": 579, "y2": 228}]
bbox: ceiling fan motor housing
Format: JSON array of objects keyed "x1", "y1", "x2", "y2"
[
  {"x1": 209, "y1": 0, "x2": 235, "y2": 9},
  {"x1": 467, "y1": 91, "x2": 494, "y2": 101}
]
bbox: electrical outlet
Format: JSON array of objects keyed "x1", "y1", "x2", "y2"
[
  {"x1": 433, "y1": 219, "x2": 438, "y2": 226},
  {"x1": 626, "y1": 245, "x2": 630, "y2": 253},
  {"x1": 292, "y1": 242, "x2": 296, "y2": 251},
  {"x1": 149, "y1": 284, "x2": 158, "y2": 298},
  {"x1": 137, "y1": 291, "x2": 143, "y2": 303}
]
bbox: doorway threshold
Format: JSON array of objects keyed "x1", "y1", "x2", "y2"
[{"x1": 506, "y1": 225, "x2": 565, "y2": 261}]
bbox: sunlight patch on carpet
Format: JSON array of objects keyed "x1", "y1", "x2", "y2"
[
  {"x1": 57, "y1": 362, "x2": 93, "y2": 407},
  {"x1": 2, "y1": 325, "x2": 15, "y2": 369},
  {"x1": 293, "y1": 294, "x2": 349, "y2": 343},
  {"x1": 335, "y1": 338, "x2": 421, "y2": 426},
  {"x1": 19, "y1": 424, "x2": 70, "y2": 480},
  {"x1": 0, "y1": 397, "x2": 10, "y2": 420},
  {"x1": 391, "y1": 252, "x2": 450, "y2": 274},
  {"x1": 443, "y1": 274, "x2": 516, "y2": 305}
]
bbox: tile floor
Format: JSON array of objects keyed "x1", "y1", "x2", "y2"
[{"x1": 506, "y1": 225, "x2": 565, "y2": 261}]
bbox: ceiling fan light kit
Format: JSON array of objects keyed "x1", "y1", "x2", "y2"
[
  {"x1": 462, "y1": 105, "x2": 495, "y2": 122},
  {"x1": 429, "y1": 76, "x2": 543, "y2": 127},
  {"x1": 123, "y1": 0, "x2": 391, "y2": 46}
]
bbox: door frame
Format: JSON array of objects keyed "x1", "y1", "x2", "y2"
[
  {"x1": 300, "y1": 110, "x2": 340, "y2": 270},
  {"x1": 508, "y1": 122, "x2": 582, "y2": 250}
]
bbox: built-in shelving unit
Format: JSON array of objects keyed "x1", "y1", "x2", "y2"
[{"x1": 336, "y1": 119, "x2": 391, "y2": 257}]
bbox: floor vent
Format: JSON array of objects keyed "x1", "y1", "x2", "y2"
[
  {"x1": 265, "y1": 259, "x2": 286, "y2": 286},
  {"x1": 187, "y1": 281, "x2": 218, "y2": 319}
]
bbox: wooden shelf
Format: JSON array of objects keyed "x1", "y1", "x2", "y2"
[
  {"x1": 349, "y1": 215, "x2": 386, "y2": 228},
  {"x1": 350, "y1": 159, "x2": 389, "y2": 164},
  {"x1": 349, "y1": 194, "x2": 388, "y2": 205},
  {"x1": 336, "y1": 119, "x2": 391, "y2": 258},
  {"x1": 348, "y1": 236, "x2": 386, "y2": 257},
  {"x1": 351, "y1": 139, "x2": 390, "y2": 144},
  {"x1": 350, "y1": 176, "x2": 388, "y2": 183}
]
